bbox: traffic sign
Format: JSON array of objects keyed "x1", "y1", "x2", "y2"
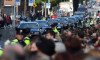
[
  {"x1": 46, "y1": 3, "x2": 50, "y2": 8},
  {"x1": 29, "y1": 0, "x2": 33, "y2": 6},
  {"x1": 33, "y1": 3, "x2": 37, "y2": 8},
  {"x1": 16, "y1": 0, "x2": 20, "y2": 6}
]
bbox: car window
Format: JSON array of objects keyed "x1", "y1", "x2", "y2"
[
  {"x1": 19, "y1": 23, "x2": 39, "y2": 29},
  {"x1": 37, "y1": 22, "x2": 49, "y2": 27}
]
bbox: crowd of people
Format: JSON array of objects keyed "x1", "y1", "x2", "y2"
[
  {"x1": 0, "y1": 13, "x2": 12, "y2": 28},
  {"x1": 0, "y1": 15, "x2": 100, "y2": 60}
]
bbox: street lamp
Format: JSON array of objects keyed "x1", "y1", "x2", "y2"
[{"x1": 13, "y1": 0, "x2": 16, "y2": 27}]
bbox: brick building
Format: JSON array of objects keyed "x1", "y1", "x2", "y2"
[{"x1": 3, "y1": 0, "x2": 30, "y2": 16}]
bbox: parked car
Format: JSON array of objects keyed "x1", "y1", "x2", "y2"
[
  {"x1": 57, "y1": 17, "x2": 69, "y2": 29},
  {"x1": 47, "y1": 19, "x2": 62, "y2": 32},
  {"x1": 68, "y1": 17, "x2": 76, "y2": 24},
  {"x1": 18, "y1": 22, "x2": 40, "y2": 35},
  {"x1": 35, "y1": 20, "x2": 50, "y2": 34},
  {"x1": 74, "y1": 11, "x2": 87, "y2": 17}
]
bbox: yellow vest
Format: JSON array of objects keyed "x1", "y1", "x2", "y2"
[
  {"x1": 0, "y1": 49, "x2": 3, "y2": 56},
  {"x1": 11, "y1": 37, "x2": 30, "y2": 45},
  {"x1": 53, "y1": 28, "x2": 60, "y2": 35},
  {"x1": 0, "y1": 47, "x2": 3, "y2": 56},
  {"x1": 43, "y1": 17, "x2": 46, "y2": 20},
  {"x1": 90, "y1": 20, "x2": 94, "y2": 25}
]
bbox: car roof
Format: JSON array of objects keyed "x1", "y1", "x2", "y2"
[
  {"x1": 20, "y1": 22, "x2": 38, "y2": 24},
  {"x1": 75, "y1": 11, "x2": 85, "y2": 13},
  {"x1": 69, "y1": 16, "x2": 76, "y2": 18}
]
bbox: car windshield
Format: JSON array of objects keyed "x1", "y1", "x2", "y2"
[
  {"x1": 59, "y1": 19, "x2": 67, "y2": 23},
  {"x1": 75, "y1": 13, "x2": 85, "y2": 16},
  {"x1": 48, "y1": 20, "x2": 59, "y2": 25},
  {"x1": 37, "y1": 22, "x2": 49, "y2": 27},
  {"x1": 68, "y1": 18, "x2": 75, "y2": 22},
  {"x1": 19, "y1": 23, "x2": 39, "y2": 29}
]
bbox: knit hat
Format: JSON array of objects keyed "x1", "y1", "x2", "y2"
[{"x1": 36, "y1": 38, "x2": 55, "y2": 56}]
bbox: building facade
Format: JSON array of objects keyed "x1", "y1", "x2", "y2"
[
  {"x1": 0, "y1": 0, "x2": 4, "y2": 13},
  {"x1": 3, "y1": 0, "x2": 30, "y2": 16}
]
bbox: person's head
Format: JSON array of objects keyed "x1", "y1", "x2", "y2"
[
  {"x1": 15, "y1": 28, "x2": 25, "y2": 40},
  {"x1": 78, "y1": 31, "x2": 84, "y2": 39},
  {"x1": 16, "y1": 34, "x2": 24, "y2": 40},
  {"x1": 64, "y1": 36, "x2": 81, "y2": 54},
  {"x1": 24, "y1": 35, "x2": 41, "y2": 53},
  {"x1": 30, "y1": 36, "x2": 40, "y2": 52},
  {"x1": 66, "y1": 31, "x2": 72, "y2": 37},
  {"x1": 46, "y1": 30, "x2": 55, "y2": 39},
  {"x1": 55, "y1": 42, "x2": 66, "y2": 53},
  {"x1": 51, "y1": 23, "x2": 58, "y2": 29},
  {"x1": 36, "y1": 38, "x2": 55, "y2": 56},
  {"x1": 3, "y1": 44, "x2": 25, "y2": 60},
  {"x1": 90, "y1": 18, "x2": 93, "y2": 20},
  {"x1": 91, "y1": 33, "x2": 97, "y2": 39}
]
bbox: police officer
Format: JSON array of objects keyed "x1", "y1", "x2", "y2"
[
  {"x1": 51, "y1": 23, "x2": 60, "y2": 35},
  {"x1": 24, "y1": 28, "x2": 31, "y2": 40},
  {"x1": 0, "y1": 46, "x2": 3, "y2": 56},
  {"x1": 77, "y1": 20, "x2": 83, "y2": 28},
  {"x1": 11, "y1": 28, "x2": 30, "y2": 47},
  {"x1": 89, "y1": 18, "x2": 94, "y2": 26}
]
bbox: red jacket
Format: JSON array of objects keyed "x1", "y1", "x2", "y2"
[
  {"x1": 53, "y1": 14, "x2": 57, "y2": 19},
  {"x1": 6, "y1": 17, "x2": 11, "y2": 22},
  {"x1": 98, "y1": 13, "x2": 100, "y2": 17}
]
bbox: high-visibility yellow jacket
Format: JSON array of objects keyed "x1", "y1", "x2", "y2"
[
  {"x1": 11, "y1": 36, "x2": 30, "y2": 45},
  {"x1": 90, "y1": 20, "x2": 94, "y2": 25},
  {"x1": 53, "y1": 28, "x2": 60, "y2": 35}
]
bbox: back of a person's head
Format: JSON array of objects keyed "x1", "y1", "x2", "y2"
[
  {"x1": 64, "y1": 36, "x2": 82, "y2": 54},
  {"x1": 55, "y1": 52, "x2": 75, "y2": 60},
  {"x1": 30, "y1": 35, "x2": 41, "y2": 43},
  {"x1": 78, "y1": 31, "x2": 84, "y2": 38},
  {"x1": 55, "y1": 42, "x2": 66, "y2": 53},
  {"x1": 3, "y1": 44, "x2": 25, "y2": 60},
  {"x1": 36, "y1": 38, "x2": 55, "y2": 56}
]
